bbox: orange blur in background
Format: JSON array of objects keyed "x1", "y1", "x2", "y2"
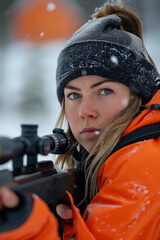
[{"x1": 12, "y1": 0, "x2": 84, "y2": 42}]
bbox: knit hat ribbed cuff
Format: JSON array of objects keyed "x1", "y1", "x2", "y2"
[{"x1": 56, "y1": 40, "x2": 157, "y2": 103}]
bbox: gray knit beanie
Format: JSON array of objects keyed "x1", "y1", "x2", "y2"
[{"x1": 56, "y1": 14, "x2": 158, "y2": 103}]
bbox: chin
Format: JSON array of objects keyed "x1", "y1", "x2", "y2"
[
  {"x1": 79, "y1": 139, "x2": 96, "y2": 153},
  {"x1": 83, "y1": 144, "x2": 95, "y2": 153}
]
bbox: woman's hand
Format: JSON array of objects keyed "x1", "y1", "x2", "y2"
[
  {"x1": 0, "y1": 187, "x2": 19, "y2": 210},
  {"x1": 56, "y1": 203, "x2": 72, "y2": 220}
]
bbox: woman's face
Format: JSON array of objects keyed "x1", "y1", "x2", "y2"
[{"x1": 64, "y1": 75, "x2": 130, "y2": 152}]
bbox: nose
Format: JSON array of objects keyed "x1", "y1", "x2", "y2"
[{"x1": 79, "y1": 99, "x2": 98, "y2": 119}]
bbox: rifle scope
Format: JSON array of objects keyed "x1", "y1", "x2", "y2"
[{"x1": 0, "y1": 124, "x2": 71, "y2": 165}]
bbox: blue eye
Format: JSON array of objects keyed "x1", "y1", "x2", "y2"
[
  {"x1": 100, "y1": 89, "x2": 113, "y2": 95},
  {"x1": 68, "y1": 92, "x2": 80, "y2": 100}
]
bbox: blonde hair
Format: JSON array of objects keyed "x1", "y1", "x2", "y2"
[
  {"x1": 85, "y1": 93, "x2": 142, "y2": 200},
  {"x1": 55, "y1": 0, "x2": 159, "y2": 202},
  {"x1": 55, "y1": 92, "x2": 142, "y2": 201}
]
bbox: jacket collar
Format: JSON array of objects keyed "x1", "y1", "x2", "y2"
[{"x1": 122, "y1": 89, "x2": 160, "y2": 138}]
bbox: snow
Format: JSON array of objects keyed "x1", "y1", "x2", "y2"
[
  {"x1": 81, "y1": 69, "x2": 87, "y2": 76},
  {"x1": 126, "y1": 146, "x2": 140, "y2": 157},
  {"x1": 40, "y1": 32, "x2": 44, "y2": 37},
  {"x1": 110, "y1": 55, "x2": 119, "y2": 65},
  {"x1": 46, "y1": 2, "x2": 56, "y2": 11},
  {"x1": 0, "y1": 41, "x2": 65, "y2": 134},
  {"x1": 0, "y1": 41, "x2": 65, "y2": 170},
  {"x1": 121, "y1": 98, "x2": 129, "y2": 107}
]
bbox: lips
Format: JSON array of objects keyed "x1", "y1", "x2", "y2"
[{"x1": 81, "y1": 128, "x2": 100, "y2": 138}]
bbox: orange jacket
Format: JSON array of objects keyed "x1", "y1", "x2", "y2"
[{"x1": 1, "y1": 90, "x2": 160, "y2": 240}]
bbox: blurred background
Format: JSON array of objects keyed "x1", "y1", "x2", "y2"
[{"x1": 0, "y1": 0, "x2": 160, "y2": 168}]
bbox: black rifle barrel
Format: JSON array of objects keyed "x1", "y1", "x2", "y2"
[
  {"x1": 0, "y1": 127, "x2": 71, "y2": 164},
  {"x1": 0, "y1": 137, "x2": 25, "y2": 164}
]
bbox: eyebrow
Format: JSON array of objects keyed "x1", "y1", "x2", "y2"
[{"x1": 65, "y1": 80, "x2": 110, "y2": 91}]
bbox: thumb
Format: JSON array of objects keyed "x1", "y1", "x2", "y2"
[
  {"x1": 0, "y1": 187, "x2": 19, "y2": 209},
  {"x1": 56, "y1": 204, "x2": 72, "y2": 219}
]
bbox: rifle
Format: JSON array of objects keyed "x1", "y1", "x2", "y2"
[{"x1": 0, "y1": 124, "x2": 85, "y2": 208}]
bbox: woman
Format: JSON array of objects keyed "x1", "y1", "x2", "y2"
[{"x1": 1, "y1": 1, "x2": 160, "y2": 239}]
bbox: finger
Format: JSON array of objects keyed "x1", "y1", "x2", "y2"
[
  {"x1": 56, "y1": 204, "x2": 72, "y2": 219},
  {"x1": 0, "y1": 187, "x2": 19, "y2": 208}
]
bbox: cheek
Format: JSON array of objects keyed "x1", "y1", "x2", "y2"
[
  {"x1": 114, "y1": 97, "x2": 129, "y2": 113},
  {"x1": 65, "y1": 106, "x2": 78, "y2": 129},
  {"x1": 102, "y1": 97, "x2": 129, "y2": 120},
  {"x1": 103, "y1": 107, "x2": 119, "y2": 120}
]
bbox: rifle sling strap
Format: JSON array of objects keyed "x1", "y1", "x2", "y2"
[{"x1": 110, "y1": 122, "x2": 160, "y2": 156}]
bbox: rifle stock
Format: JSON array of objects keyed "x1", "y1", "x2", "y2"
[
  {"x1": 13, "y1": 171, "x2": 74, "y2": 205},
  {"x1": 0, "y1": 167, "x2": 84, "y2": 207}
]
